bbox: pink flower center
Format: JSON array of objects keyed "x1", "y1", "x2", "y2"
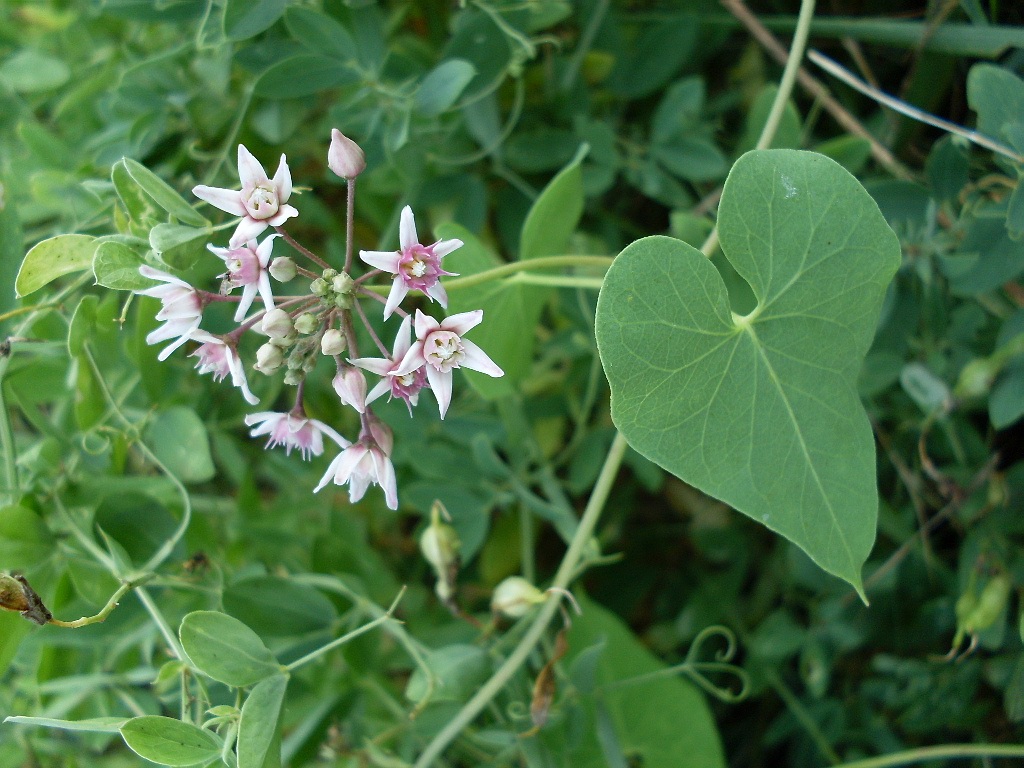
[
  {"x1": 398, "y1": 245, "x2": 443, "y2": 291},
  {"x1": 424, "y1": 330, "x2": 464, "y2": 372},
  {"x1": 393, "y1": 366, "x2": 427, "y2": 400},
  {"x1": 192, "y1": 342, "x2": 231, "y2": 382},
  {"x1": 225, "y1": 247, "x2": 262, "y2": 285},
  {"x1": 244, "y1": 183, "x2": 280, "y2": 220}
]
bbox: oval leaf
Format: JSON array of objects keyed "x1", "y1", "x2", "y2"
[
  {"x1": 15, "y1": 234, "x2": 96, "y2": 298},
  {"x1": 224, "y1": 0, "x2": 287, "y2": 41},
  {"x1": 93, "y1": 240, "x2": 154, "y2": 291},
  {"x1": 237, "y1": 674, "x2": 288, "y2": 768},
  {"x1": 595, "y1": 149, "x2": 901, "y2": 597},
  {"x1": 144, "y1": 407, "x2": 216, "y2": 484},
  {"x1": 179, "y1": 611, "x2": 280, "y2": 687},
  {"x1": 254, "y1": 54, "x2": 356, "y2": 99},
  {"x1": 120, "y1": 716, "x2": 222, "y2": 767},
  {"x1": 415, "y1": 59, "x2": 477, "y2": 116},
  {"x1": 121, "y1": 158, "x2": 208, "y2": 227},
  {"x1": 223, "y1": 576, "x2": 337, "y2": 638}
]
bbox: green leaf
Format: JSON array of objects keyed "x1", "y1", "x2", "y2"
[
  {"x1": 237, "y1": 675, "x2": 288, "y2": 768},
  {"x1": 0, "y1": 172, "x2": 23, "y2": 327},
  {"x1": 284, "y1": 7, "x2": 356, "y2": 60},
  {"x1": 5, "y1": 716, "x2": 128, "y2": 734},
  {"x1": 0, "y1": 49, "x2": 69, "y2": 93},
  {"x1": 120, "y1": 716, "x2": 222, "y2": 767},
  {"x1": 112, "y1": 159, "x2": 158, "y2": 223},
  {"x1": 254, "y1": 55, "x2": 357, "y2": 99},
  {"x1": 149, "y1": 224, "x2": 211, "y2": 271},
  {"x1": 968, "y1": 64, "x2": 1024, "y2": 151},
  {"x1": 144, "y1": 407, "x2": 216, "y2": 484},
  {"x1": 179, "y1": 611, "x2": 280, "y2": 687},
  {"x1": 224, "y1": 0, "x2": 287, "y2": 41},
  {"x1": 738, "y1": 85, "x2": 802, "y2": 154},
  {"x1": 15, "y1": 234, "x2": 96, "y2": 298},
  {"x1": 223, "y1": 576, "x2": 338, "y2": 638},
  {"x1": 405, "y1": 645, "x2": 490, "y2": 704},
  {"x1": 520, "y1": 144, "x2": 587, "y2": 260},
  {"x1": 595, "y1": 150, "x2": 901, "y2": 596},
  {"x1": 564, "y1": 596, "x2": 725, "y2": 768},
  {"x1": 0, "y1": 505, "x2": 54, "y2": 569},
  {"x1": 653, "y1": 137, "x2": 729, "y2": 182},
  {"x1": 120, "y1": 159, "x2": 208, "y2": 227},
  {"x1": 608, "y1": 18, "x2": 698, "y2": 99},
  {"x1": 415, "y1": 60, "x2": 477, "y2": 116},
  {"x1": 93, "y1": 240, "x2": 154, "y2": 291}
]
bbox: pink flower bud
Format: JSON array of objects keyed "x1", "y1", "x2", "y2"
[
  {"x1": 328, "y1": 129, "x2": 366, "y2": 179},
  {"x1": 333, "y1": 365, "x2": 367, "y2": 413}
]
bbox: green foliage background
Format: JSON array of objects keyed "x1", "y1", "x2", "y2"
[{"x1": 2, "y1": 0, "x2": 1024, "y2": 766}]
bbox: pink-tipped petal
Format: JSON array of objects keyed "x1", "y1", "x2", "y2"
[
  {"x1": 413, "y1": 309, "x2": 440, "y2": 340},
  {"x1": 460, "y1": 339, "x2": 504, "y2": 377},
  {"x1": 230, "y1": 217, "x2": 269, "y2": 248},
  {"x1": 425, "y1": 281, "x2": 448, "y2": 308},
  {"x1": 425, "y1": 366, "x2": 453, "y2": 419},
  {"x1": 267, "y1": 204, "x2": 298, "y2": 227},
  {"x1": 255, "y1": 234, "x2": 278, "y2": 266},
  {"x1": 383, "y1": 279, "x2": 408, "y2": 320},
  {"x1": 256, "y1": 274, "x2": 276, "y2": 313},
  {"x1": 314, "y1": 452, "x2": 346, "y2": 492},
  {"x1": 399, "y1": 205, "x2": 418, "y2": 251},
  {"x1": 364, "y1": 378, "x2": 391, "y2": 405},
  {"x1": 349, "y1": 357, "x2": 393, "y2": 376},
  {"x1": 375, "y1": 453, "x2": 398, "y2": 510},
  {"x1": 393, "y1": 340, "x2": 426, "y2": 377},
  {"x1": 359, "y1": 249, "x2": 401, "y2": 273},
  {"x1": 443, "y1": 309, "x2": 484, "y2": 336},
  {"x1": 192, "y1": 185, "x2": 246, "y2": 216},
  {"x1": 237, "y1": 144, "x2": 268, "y2": 187},
  {"x1": 432, "y1": 238, "x2": 463, "y2": 258},
  {"x1": 272, "y1": 154, "x2": 292, "y2": 201},
  {"x1": 392, "y1": 314, "x2": 413, "y2": 359}
]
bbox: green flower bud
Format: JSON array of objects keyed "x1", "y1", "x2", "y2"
[
  {"x1": 283, "y1": 369, "x2": 305, "y2": 386},
  {"x1": 954, "y1": 358, "x2": 998, "y2": 399},
  {"x1": 254, "y1": 343, "x2": 284, "y2": 374},
  {"x1": 491, "y1": 576, "x2": 545, "y2": 619},
  {"x1": 321, "y1": 329, "x2": 346, "y2": 356},
  {"x1": 333, "y1": 293, "x2": 353, "y2": 310},
  {"x1": 310, "y1": 278, "x2": 329, "y2": 296},
  {"x1": 321, "y1": 268, "x2": 339, "y2": 281},
  {"x1": 269, "y1": 256, "x2": 296, "y2": 283},
  {"x1": 332, "y1": 272, "x2": 354, "y2": 294},
  {"x1": 262, "y1": 308, "x2": 294, "y2": 339},
  {"x1": 294, "y1": 312, "x2": 318, "y2": 335}
]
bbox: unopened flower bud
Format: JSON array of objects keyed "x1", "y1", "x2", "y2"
[
  {"x1": 310, "y1": 278, "x2": 329, "y2": 296},
  {"x1": 262, "y1": 308, "x2": 294, "y2": 338},
  {"x1": 283, "y1": 369, "x2": 305, "y2": 386},
  {"x1": 294, "y1": 312, "x2": 318, "y2": 335},
  {"x1": 321, "y1": 329, "x2": 346, "y2": 356},
  {"x1": 333, "y1": 365, "x2": 366, "y2": 412},
  {"x1": 491, "y1": 576, "x2": 545, "y2": 619},
  {"x1": 321, "y1": 268, "x2": 339, "y2": 282},
  {"x1": 332, "y1": 272, "x2": 354, "y2": 294},
  {"x1": 255, "y1": 343, "x2": 284, "y2": 374},
  {"x1": 367, "y1": 415, "x2": 393, "y2": 455},
  {"x1": 954, "y1": 358, "x2": 997, "y2": 400},
  {"x1": 333, "y1": 293, "x2": 353, "y2": 310},
  {"x1": 269, "y1": 256, "x2": 296, "y2": 283},
  {"x1": 420, "y1": 517, "x2": 460, "y2": 572},
  {"x1": 0, "y1": 573, "x2": 30, "y2": 614},
  {"x1": 328, "y1": 128, "x2": 366, "y2": 179}
]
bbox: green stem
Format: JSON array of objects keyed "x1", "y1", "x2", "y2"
[
  {"x1": 834, "y1": 744, "x2": 1024, "y2": 768},
  {"x1": 699, "y1": 0, "x2": 816, "y2": 259},
  {"x1": 392, "y1": 256, "x2": 613, "y2": 295},
  {"x1": 413, "y1": 432, "x2": 629, "y2": 768},
  {"x1": 285, "y1": 587, "x2": 406, "y2": 672},
  {"x1": 48, "y1": 578, "x2": 148, "y2": 628},
  {"x1": 504, "y1": 274, "x2": 605, "y2": 290},
  {"x1": 135, "y1": 586, "x2": 187, "y2": 662}
]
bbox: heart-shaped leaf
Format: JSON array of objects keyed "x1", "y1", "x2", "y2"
[{"x1": 596, "y1": 149, "x2": 901, "y2": 597}]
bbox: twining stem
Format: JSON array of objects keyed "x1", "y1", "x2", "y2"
[
  {"x1": 833, "y1": 744, "x2": 1024, "y2": 768},
  {"x1": 701, "y1": 0, "x2": 817, "y2": 259},
  {"x1": 48, "y1": 579, "x2": 146, "y2": 628},
  {"x1": 417, "y1": 255, "x2": 612, "y2": 295},
  {"x1": 412, "y1": 432, "x2": 628, "y2": 768},
  {"x1": 285, "y1": 587, "x2": 406, "y2": 672}
]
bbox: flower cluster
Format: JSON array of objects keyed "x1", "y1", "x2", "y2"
[{"x1": 134, "y1": 132, "x2": 503, "y2": 510}]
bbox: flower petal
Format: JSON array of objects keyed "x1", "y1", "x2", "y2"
[
  {"x1": 399, "y1": 205, "x2": 418, "y2": 251},
  {"x1": 364, "y1": 378, "x2": 391, "y2": 405},
  {"x1": 237, "y1": 144, "x2": 268, "y2": 187},
  {"x1": 425, "y1": 280, "x2": 448, "y2": 308},
  {"x1": 425, "y1": 366, "x2": 453, "y2": 419},
  {"x1": 359, "y1": 249, "x2": 401, "y2": 273},
  {"x1": 192, "y1": 185, "x2": 245, "y2": 216},
  {"x1": 267, "y1": 204, "x2": 298, "y2": 227},
  {"x1": 349, "y1": 356, "x2": 394, "y2": 376},
  {"x1": 234, "y1": 285, "x2": 257, "y2": 323},
  {"x1": 432, "y1": 238, "x2": 463, "y2": 259},
  {"x1": 442, "y1": 309, "x2": 483, "y2": 336},
  {"x1": 256, "y1": 274, "x2": 276, "y2": 314},
  {"x1": 413, "y1": 308, "x2": 440, "y2": 340},
  {"x1": 383, "y1": 278, "x2": 408, "y2": 320},
  {"x1": 272, "y1": 154, "x2": 292, "y2": 201},
  {"x1": 255, "y1": 234, "x2": 278, "y2": 266},
  {"x1": 230, "y1": 217, "x2": 269, "y2": 248},
  {"x1": 310, "y1": 419, "x2": 350, "y2": 449},
  {"x1": 392, "y1": 340, "x2": 425, "y2": 377},
  {"x1": 460, "y1": 338, "x2": 504, "y2": 377}
]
